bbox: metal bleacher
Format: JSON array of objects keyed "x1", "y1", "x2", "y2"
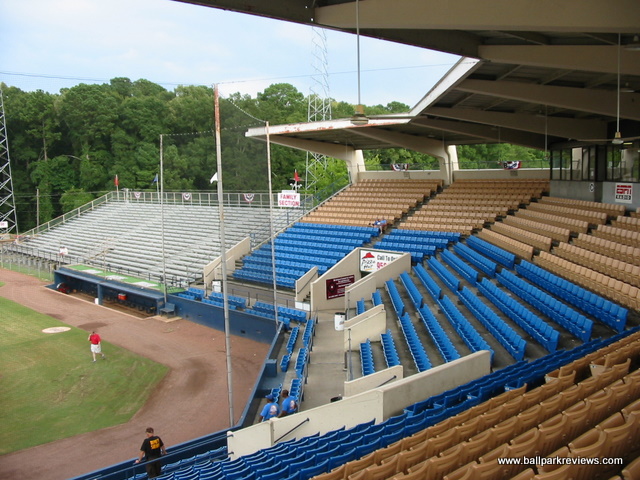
[{"x1": 8, "y1": 200, "x2": 304, "y2": 285}]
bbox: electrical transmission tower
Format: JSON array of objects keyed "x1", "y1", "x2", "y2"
[
  {"x1": 305, "y1": 27, "x2": 332, "y2": 192},
  {"x1": 0, "y1": 87, "x2": 18, "y2": 235}
]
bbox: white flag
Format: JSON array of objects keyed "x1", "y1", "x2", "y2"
[{"x1": 210, "y1": 172, "x2": 218, "y2": 183}]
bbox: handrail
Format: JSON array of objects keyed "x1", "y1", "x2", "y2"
[
  {"x1": 274, "y1": 417, "x2": 310, "y2": 444},
  {"x1": 377, "y1": 375, "x2": 398, "y2": 388}
]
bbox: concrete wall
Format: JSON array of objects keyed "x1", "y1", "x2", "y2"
[
  {"x1": 344, "y1": 273, "x2": 378, "y2": 312},
  {"x1": 310, "y1": 248, "x2": 411, "y2": 312},
  {"x1": 549, "y1": 180, "x2": 599, "y2": 202},
  {"x1": 601, "y1": 182, "x2": 640, "y2": 211},
  {"x1": 310, "y1": 248, "x2": 362, "y2": 312},
  {"x1": 549, "y1": 180, "x2": 640, "y2": 211},
  {"x1": 454, "y1": 169, "x2": 549, "y2": 181},
  {"x1": 357, "y1": 170, "x2": 446, "y2": 182},
  {"x1": 295, "y1": 267, "x2": 318, "y2": 303},
  {"x1": 203, "y1": 237, "x2": 251, "y2": 290},
  {"x1": 342, "y1": 304, "x2": 387, "y2": 351},
  {"x1": 344, "y1": 365, "x2": 404, "y2": 397},
  {"x1": 227, "y1": 350, "x2": 491, "y2": 459}
]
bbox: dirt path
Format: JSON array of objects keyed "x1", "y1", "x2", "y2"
[{"x1": 0, "y1": 269, "x2": 269, "y2": 480}]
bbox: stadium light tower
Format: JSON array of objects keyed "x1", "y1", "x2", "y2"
[
  {"x1": 0, "y1": 87, "x2": 18, "y2": 235},
  {"x1": 305, "y1": 27, "x2": 332, "y2": 192}
]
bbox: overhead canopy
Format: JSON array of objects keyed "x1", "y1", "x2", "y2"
[{"x1": 177, "y1": 0, "x2": 640, "y2": 151}]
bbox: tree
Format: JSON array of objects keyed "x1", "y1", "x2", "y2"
[{"x1": 60, "y1": 188, "x2": 95, "y2": 213}]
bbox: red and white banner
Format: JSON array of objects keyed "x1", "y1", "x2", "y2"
[
  {"x1": 182, "y1": 193, "x2": 192, "y2": 201},
  {"x1": 243, "y1": 193, "x2": 255, "y2": 203},
  {"x1": 503, "y1": 161, "x2": 521, "y2": 170}
]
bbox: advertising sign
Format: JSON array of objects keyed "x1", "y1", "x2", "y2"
[
  {"x1": 278, "y1": 190, "x2": 300, "y2": 208},
  {"x1": 615, "y1": 183, "x2": 633, "y2": 203},
  {"x1": 360, "y1": 249, "x2": 403, "y2": 273},
  {"x1": 326, "y1": 275, "x2": 355, "y2": 300}
]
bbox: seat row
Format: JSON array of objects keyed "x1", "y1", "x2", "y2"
[
  {"x1": 426, "y1": 256, "x2": 460, "y2": 293},
  {"x1": 612, "y1": 215, "x2": 640, "y2": 232},
  {"x1": 516, "y1": 260, "x2": 627, "y2": 333},
  {"x1": 294, "y1": 222, "x2": 378, "y2": 236},
  {"x1": 440, "y1": 249, "x2": 479, "y2": 285},
  {"x1": 539, "y1": 195, "x2": 626, "y2": 218},
  {"x1": 393, "y1": 229, "x2": 462, "y2": 242},
  {"x1": 528, "y1": 202, "x2": 608, "y2": 225},
  {"x1": 398, "y1": 271, "x2": 460, "y2": 364},
  {"x1": 453, "y1": 242, "x2": 497, "y2": 277},
  {"x1": 375, "y1": 240, "x2": 437, "y2": 263},
  {"x1": 478, "y1": 228, "x2": 535, "y2": 261},
  {"x1": 491, "y1": 222, "x2": 553, "y2": 252},
  {"x1": 515, "y1": 208, "x2": 590, "y2": 234},
  {"x1": 400, "y1": 220, "x2": 479, "y2": 235},
  {"x1": 413, "y1": 263, "x2": 442, "y2": 301},
  {"x1": 457, "y1": 286, "x2": 527, "y2": 362},
  {"x1": 554, "y1": 241, "x2": 640, "y2": 288},
  {"x1": 593, "y1": 224, "x2": 640, "y2": 248},
  {"x1": 380, "y1": 329, "x2": 401, "y2": 368},
  {"x1": 573, "y1": 232, "x2": 640, "y2": 267},
  {"x1": 497, "y1": 269, "x2": 593, "y2": 342},
  {"x1": 504, "y1": 214, "x2": 571, "y2": 243},
  {"x1": 360, "y1": 340, "x2": 375, "y2": 376},
  {"x1": 417, "y1": 305, "x2": 461, "y2": 363},
  {"x1": 437, "y1": 295, "x2": 494, "y2": 362},
  {"x1": 385, "y1": 279, "x2": 431, "y2": 372},
  {"x1": 399, "y1": 312, "x2": 432, "y2": 373},
  {"x1": 466, "y1": 235, "x2": 516, "y2": 269},
  {"x1": 535, "y1": 250, "x2": 640, "y2": 315},
  {"x1": 477, "y1": 277, "x2": 559, "y2": 353}
]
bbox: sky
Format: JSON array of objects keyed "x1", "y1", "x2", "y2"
[{"x1": 0, "y1": 0, "x2": 459, "y2": 108}]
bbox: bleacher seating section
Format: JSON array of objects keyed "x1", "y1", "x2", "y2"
[
  {"x1": 139, "y1": 327, "x2": 640, "y2": 480},
  {"x1": 9, "y1": 201, "x2": 303, "y2": 284},
  {"x1": 303, "y1": 179, "x2": 443, "y2": 227},
  {"x1": 234, "y1": 223, "x2": 377, "y2": 288},
  {"x1": 71, "y1": 179, "x2": 640, "y2": 480}
]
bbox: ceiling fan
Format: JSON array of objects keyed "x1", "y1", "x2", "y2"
[{"x1": 578, "y1": 34, "x2": 639, "y2": 145}]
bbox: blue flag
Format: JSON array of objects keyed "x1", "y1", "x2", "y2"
[{"x1": 152, "y1": 173, "x2": 158, "y2": 184}]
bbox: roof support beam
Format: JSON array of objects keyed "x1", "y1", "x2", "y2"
[
  {"x1": 478, "y1": 45, "x2": 640, "y2": 76},
  {"x1": 315, "y1": 0, "x2": 640, "y2": 33},
  {"x1": 458, "y1": 79, "x2": 640, "y2": 121},
  {"x1": 412, "y1": 117, "x2": 545, "y2": 149},
  {"x1": 176, "y1": 0, "x2": 311, "y2": 22},
  {"x1": 424, "y1": 107, "x2": 608, "y2": 140}
]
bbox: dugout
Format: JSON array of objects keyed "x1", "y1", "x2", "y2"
[{"x1": 52, "y1": 267, "x2": 165, "y2": 315}]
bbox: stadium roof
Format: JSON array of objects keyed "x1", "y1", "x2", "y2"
[{"x1": 177, "y1": 0, "x2": 640, "y2": 152}]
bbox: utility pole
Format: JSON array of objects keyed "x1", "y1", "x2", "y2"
[
  {"x1": 305, "y1": 27, "x2": 332, "y2": 193},
  {"x1": 0, "y1": 87, "x2": 18, "y2": 235}
]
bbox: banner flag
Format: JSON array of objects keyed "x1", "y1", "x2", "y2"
[{"x1": 503, "y1": 161, "x2": 521, "y2": 170}]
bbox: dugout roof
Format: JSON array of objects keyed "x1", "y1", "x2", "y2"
[{"x1": 176, "y1": 0, "x2": 640, "y2": 152}]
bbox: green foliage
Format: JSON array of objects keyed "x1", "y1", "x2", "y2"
[
  {"x1": 3, "y1": 78, "x2": 547, "y2": 233},
  {"x1": 60, "y1": 188, "x2": 95, "y2": 213}
]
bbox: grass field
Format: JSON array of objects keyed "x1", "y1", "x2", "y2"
[{"x1": 0, "y1": 296, "x2": 169, "y2": 454}]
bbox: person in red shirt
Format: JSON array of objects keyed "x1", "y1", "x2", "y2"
[{"x1": 88, "y1": 331, "x2": 106, "y2": 362}]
